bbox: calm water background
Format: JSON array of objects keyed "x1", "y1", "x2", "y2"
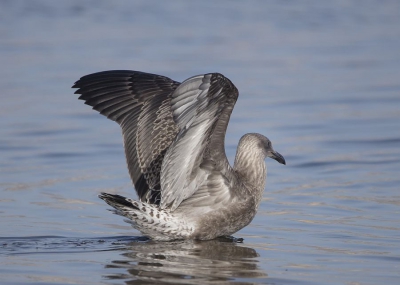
[{"x1": 1, "y1": 1, "x2": 399, "y2": 284}]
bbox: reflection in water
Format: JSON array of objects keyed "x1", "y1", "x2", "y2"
[
  {"x1": 104, "y1": 238, "x2": 267, "y2": 284},
  {"x1": 1, "y1": 236, "x2": 266, "y2": 284}
]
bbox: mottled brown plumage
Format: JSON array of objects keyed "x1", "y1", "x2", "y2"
[
  {"x1": 73, "y1": 70, "x2": 285, "y2": 241},
  {"x1": 73, "y1": 71, "x2": 180, "y2": 204}
]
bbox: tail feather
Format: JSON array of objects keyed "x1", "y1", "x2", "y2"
[
  {"x1": 99, "y1": 192, "x2": 139, "y2": 210},
  {"x1": 98, "y1": 192, "x2": 194, "y2": 241}
]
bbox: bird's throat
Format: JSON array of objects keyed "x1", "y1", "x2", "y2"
[{"x1": 233, "y1": 149, "x2": 267, "y2": 193}]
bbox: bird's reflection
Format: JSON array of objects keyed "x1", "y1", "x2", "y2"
[{"x1": 104, "y1": 237, "x2": 267, "y2": 284}]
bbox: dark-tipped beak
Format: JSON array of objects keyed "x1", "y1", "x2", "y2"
[{"x1": 270, "y1": 150, "x2": 286, "y2": 165}]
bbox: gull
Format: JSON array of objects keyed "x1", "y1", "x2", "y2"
[{"x1": 72, "y1": 71, "x2": 285, "y2": 241}]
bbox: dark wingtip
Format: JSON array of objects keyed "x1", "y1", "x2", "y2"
[{"x1": 72, "y1": 80, "x2": 81, "y2": 89}]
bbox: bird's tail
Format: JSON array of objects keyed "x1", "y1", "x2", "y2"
[{"x1": 98, "y1": 192, "x2": 193, "y2": 241}]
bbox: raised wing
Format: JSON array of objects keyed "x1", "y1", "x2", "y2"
[
  {"x1": 177, "y1": 158, "x2": 235, "y2": 211},
  {"x1": 72, "y1": 70, "x2": 180, "y2": 204},
  {"x1": 160, "y1": 73, "x2": 239, "y2": 210}
]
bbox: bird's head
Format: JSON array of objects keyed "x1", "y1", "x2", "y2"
[{"x1": 241, "y1": 133, "x2": 286, "y2": 165}]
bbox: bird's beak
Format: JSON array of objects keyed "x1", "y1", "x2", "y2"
[{"x1": 269, "y1": 150, "x2": 286, "y2": 165}]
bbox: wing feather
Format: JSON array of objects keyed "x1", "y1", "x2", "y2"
[
  {"x1": 160, "y1": 73, "x2": 239, "y2": 210},
  {"x1": 74, "y1": 71, "x2": 239, "y2": 211},
  {"x1": 73, "y1": 70, "x2": 180, "y2": 204}
]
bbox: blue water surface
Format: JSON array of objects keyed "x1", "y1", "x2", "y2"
[{"x1": 0, "y1": 1, "x2": 399, "y2": 284}]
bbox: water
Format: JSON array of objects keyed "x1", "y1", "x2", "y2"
[{"x1": 1, "y1": 0, "x2": 399, "y2": 284}]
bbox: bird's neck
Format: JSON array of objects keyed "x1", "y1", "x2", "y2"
[{"x1": 233, "y1": 144, "x2": 267, "y2": 196}]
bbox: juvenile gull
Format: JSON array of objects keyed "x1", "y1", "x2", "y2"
[{"x1": 72, "y1": 71, "x2": 285, "y2": 241}]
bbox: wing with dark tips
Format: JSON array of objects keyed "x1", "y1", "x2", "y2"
[
  {"x1": 73, "y1": 70, "x2": 180, "y2": 204},
  {"x1": 160, "y1": 73, "x2": 239, "y2": 210}
]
